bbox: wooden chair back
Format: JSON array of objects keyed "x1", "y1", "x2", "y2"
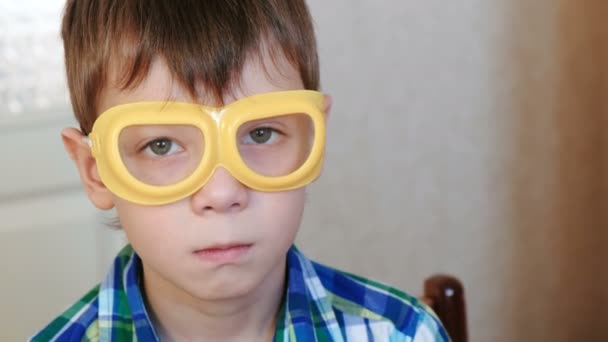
[{"x1": 422, "y1": 274, "x2": 468, "y2": 342}]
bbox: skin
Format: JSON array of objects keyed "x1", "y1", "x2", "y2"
[{"x1": 62, "y1": 52, "x2": 331, "y2": 341}]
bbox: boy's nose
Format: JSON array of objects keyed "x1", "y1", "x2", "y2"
[{"x1": 190, "y1": 167, "x2": 249, "y2": 215}]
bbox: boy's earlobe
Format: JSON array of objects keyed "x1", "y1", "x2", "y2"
[
  {"x1": 323, "y1": 94, "x2": 333, "y2": 120},
  {"x1": 61, "y1": 128, "x2": 115, "y2": 210}
]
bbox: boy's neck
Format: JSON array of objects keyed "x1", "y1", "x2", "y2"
[{"x1": 141, "y1": 259, "x2": 287, "y2": 342}]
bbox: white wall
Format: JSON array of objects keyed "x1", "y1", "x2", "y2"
[{"x1": 299, "y1": 1, "x2": 605, "y2": 341}]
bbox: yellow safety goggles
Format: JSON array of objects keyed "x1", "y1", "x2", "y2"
[{"x1": 87, "y1": 90, "x2": 326, "y2": 205}]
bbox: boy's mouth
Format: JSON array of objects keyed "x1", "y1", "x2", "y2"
[{"x1": 193, "y1": 243, "x2": 253, "y2": 264}]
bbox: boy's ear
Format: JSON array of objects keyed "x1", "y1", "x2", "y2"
[
  {"x1": 309, "y1": 94, "x2": 332, "y2": 184},
  {"x1": 61, "y1": 127, "x2": 115, "y2": 210},
  {"x1": 323, "y1": 94, "x2": 333, "y2": 121}
]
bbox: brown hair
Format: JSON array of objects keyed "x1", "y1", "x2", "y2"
[{"x1": 61, "y1": 0, "x2": 320, "y2": 134}]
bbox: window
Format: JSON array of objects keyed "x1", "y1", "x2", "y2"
[{"x1": 0, "y1": 0, "x2": 69, "y2": 121}]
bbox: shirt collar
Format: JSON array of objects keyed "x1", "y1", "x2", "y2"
[
  {"x1": 98, "y1": 245, "x2": 159, "y2": 341},
  {"x1": 277, "y1": 247, "x2": 345, "y2": 341}
]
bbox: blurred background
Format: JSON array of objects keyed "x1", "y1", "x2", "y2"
[{"x1": 0, "y1": 0, "x2": 605, "y2": 341}]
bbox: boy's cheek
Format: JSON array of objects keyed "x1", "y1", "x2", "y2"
[{"x1": 112, "y1": 188, "x2": 307, "y2": 231}]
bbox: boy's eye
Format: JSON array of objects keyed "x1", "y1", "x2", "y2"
[
  {"x1": 243, "y1": 127, "x2": 279, "y2": 144},
  {"x1": 144, "y1": 138, "x2": 182, "y2": 156}
]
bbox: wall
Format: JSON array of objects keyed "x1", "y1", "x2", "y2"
[{"x1": 299, "y1": 1, "x2": 606, "y2": 340}]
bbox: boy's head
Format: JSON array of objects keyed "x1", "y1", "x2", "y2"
[{"x1": 60, "y1": 0, "x2": 331, "y2": 301}]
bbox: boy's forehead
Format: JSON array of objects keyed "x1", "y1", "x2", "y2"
[
  {"x1": 226, "y1": 50, "x2": 305, "y2": 102},
  {"x1": 98, "y1": 50, "x2": 304, "y2": 113},
  {"x1": 99, "y1": 58, "x2": 189, "y2": 112}
]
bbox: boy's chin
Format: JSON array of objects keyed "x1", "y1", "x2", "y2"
[{"x1": 185, "y1": 272, "x2": 274, "y2": 302}]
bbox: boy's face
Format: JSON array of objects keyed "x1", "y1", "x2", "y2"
[{"x1": 64, "y1": 53, "x2": 329, "y2": 301}]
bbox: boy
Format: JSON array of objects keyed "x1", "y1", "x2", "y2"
[{"x1": 31, "y1": 0, "x2": 449, "y2": 341}]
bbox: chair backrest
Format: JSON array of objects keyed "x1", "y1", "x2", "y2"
[{"x1": 422, "y1": 274, "x2": 468, "y2": 342}]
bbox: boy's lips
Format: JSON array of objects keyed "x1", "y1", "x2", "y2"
[{"x1": 193, "y1": 243, "x2": 253, "y2": 264}]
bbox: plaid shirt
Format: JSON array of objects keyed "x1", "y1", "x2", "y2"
[{"x1": 30, "y1": 245, "x2": 449, "y2": 341}]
